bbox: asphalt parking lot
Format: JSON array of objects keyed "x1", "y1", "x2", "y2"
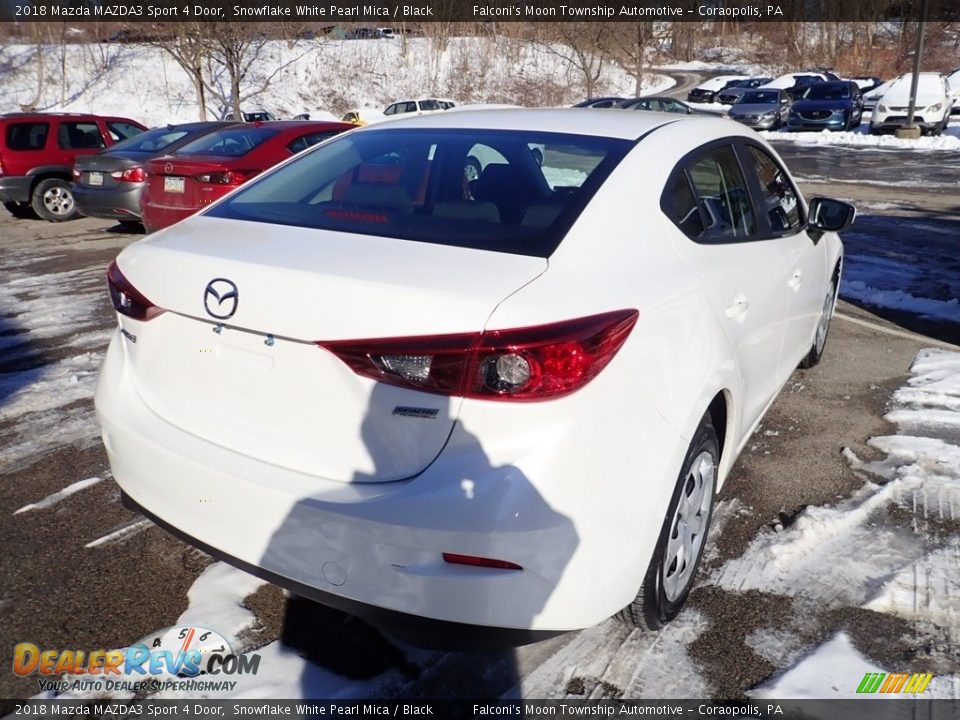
[{"x1": 1, "y1": 171, "x2": 958, "y2": 700}]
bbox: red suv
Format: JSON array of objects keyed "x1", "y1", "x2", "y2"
[{"x1": 0, "y1": 113, "x2": 146, "y2": 221}]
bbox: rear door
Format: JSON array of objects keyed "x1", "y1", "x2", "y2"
[
  {"x1": 55, "y1": 120, "x2": 106, "y2": 166},
  {"x1": 662, "y1": 141, "x2": 790, "y2": 438},
  {"x1": 1, "y1": 120, "x2": 51, "y2": 175}
]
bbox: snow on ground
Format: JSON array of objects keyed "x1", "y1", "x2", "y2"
[
  {"x1": 761, "y1": 118, "x2": 960, "y2": 150},
  {"x1": 0, "y1": 256, "x2": 111, "y2": 471},
  {"x1": 13, "y1": 476, "x2": 102, "y2": 514},
  {"x1": 0, "y1": 37, "x2": 673, "y2": 125},
  {"x1": 730, "y1": 348, "x2": 960, "y2": 698},
  {"x1": 837, "y1": 215, "x2": 960, "y2": 330}
]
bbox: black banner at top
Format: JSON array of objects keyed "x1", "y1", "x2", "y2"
[{"x1": 2, "y1": 0, "x2": 960, "y2": 23}]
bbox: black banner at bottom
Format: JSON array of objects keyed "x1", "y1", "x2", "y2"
[{"x1": 2, "y1": 699, "x2": 960, "y2": 720}]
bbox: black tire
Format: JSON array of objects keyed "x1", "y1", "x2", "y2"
[
  {"x1": 31, "y1": 178, "x2": 79, "y2": 222},
  {"x1": 617, "y1": 415, "x2": 719, "y2": 630},
  {"x1": 4, "y1": 201, "x2": 37, "y2": 219},
  {"x1": 117, "y1": 220, "x2": 144, "y2": 233},
  {"x1": 799, "y1": 278, "x2": 837, "y2": 369}
]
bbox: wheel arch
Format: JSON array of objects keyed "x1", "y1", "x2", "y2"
[{"x1": 26, "y1": 166, "x2": 74, "y2": 195}]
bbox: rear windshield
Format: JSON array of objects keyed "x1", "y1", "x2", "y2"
[
  {"x1": 5, "y1": 122, "x2": 49, "y2": 150},
  {"x1": 176, "y1": 127, "x2": 278, "y2": 157},
  {"x1": 107, "y1": 126, "x2": 191, "y2": 153},
  {"x1": 206, "y1": 129, "x2": 631, "y2": 258},
  {"x1": 740, "y1": 91, "x2": 780, "y2": 104}
]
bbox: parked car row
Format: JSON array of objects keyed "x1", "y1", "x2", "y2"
[
  {"x1": 0, "y1": 112, "x2": 353, "y2": 227},
  {"x1": 676, "y1": 68, "x2": 955, "y2": 135}
]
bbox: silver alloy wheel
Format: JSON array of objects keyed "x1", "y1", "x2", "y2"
[
  {"x1": 662, "y1": 450, "x2": 715, "y2": 602},
  {"x1": 815, "y1": 282, "x2": 836, "y2": 355},
  {"x1": 43, "y1": 186, "x2": 75, "y2": 216}
]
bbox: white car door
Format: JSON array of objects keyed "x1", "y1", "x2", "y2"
[
  {"x1": 663, "y1": 142, "x2": 790, "y2": 439},
  {"x1": 740, "y1": 143, "x2": 828, "y2": 380}
]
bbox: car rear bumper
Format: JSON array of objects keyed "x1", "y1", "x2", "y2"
[
  {"x1": 95, "y1": 328, "x2": 684, "y2": 632},
  {"x1": 74, "y1": 184, "x2": 143, "y2": 220},
  {"x1": 141, "y1": 202, "x2": 198, "y2": 232},
  {"x1": 0, "y1": 176, "x2": 32, "y2": 203}
]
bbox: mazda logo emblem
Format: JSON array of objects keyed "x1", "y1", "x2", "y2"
[
  {"x1": 165, "y1": 162, "x2": 173, "y2": 173},
  {"x1": 203, "y1": 278, "x2": 239, "y2": 320}
]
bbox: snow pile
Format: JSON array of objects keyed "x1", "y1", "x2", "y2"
[
  {"x1": 733, "y1": 348, "x2": 960, "y2": 698},
  {"x1": 761, "y1": 122, "x2": 960, "y2": 150},
  {"x1": 0, "y1": 37, "x2": 672, "y2": 125},
  {"x1": 842, "y1": 281, "x2": 960, "y2": 324}
]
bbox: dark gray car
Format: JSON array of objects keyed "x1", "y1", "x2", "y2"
[
  {"x1": 727, "y1": 89, "x2": 793, "y2": 130},
  {"x1": 619, "y1": 96, "x2": 707, "y2": 115},
  {"x1": 73, "y1": 122, "x2": 234, "y2": 225}
]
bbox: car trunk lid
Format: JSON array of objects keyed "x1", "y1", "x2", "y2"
[{"x1": 115, "y1": 216, "x2": 547, "y2": 483}]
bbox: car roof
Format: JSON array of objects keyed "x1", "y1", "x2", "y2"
[{"x1": 352, "y1": 108, "x2": 685, "y2": 140}]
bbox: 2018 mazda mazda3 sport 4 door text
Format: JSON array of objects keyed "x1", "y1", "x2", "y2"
[{"x1": 95, "y1": 110, "x2": 852, "y2": 638}]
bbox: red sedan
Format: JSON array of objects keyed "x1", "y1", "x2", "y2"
[{"x1": 140, "y1": 121, "x2": 352, "y2": 232}]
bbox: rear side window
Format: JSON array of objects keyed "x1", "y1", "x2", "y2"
[
  {"x1": 663, "y1": 172, "x2": 704, "y2": 239},
  {"x1": 207, "y1": 128, "x2": 631, "y2": 258},
  {"x1": 107, "y1": 127, "x2": 190, "y2": 153},
  {"x1": 58, "y1": 122, "x2": 105, "y2": 150},
  {"x1": 286, "y1": 130, "x2": 345, "y2": 154},
  {"x1": 107, "y1": 121, "x2": 144, "y2": 142},
  {"x1": 175, "y1": 127, "x2": 278, "y2": 157},
  {"x1": 4, "y1": 122, "x2": 49, "y2": 150},
  {"x1": 686, "y1": 145, "x2": 756, "y2": 242}
]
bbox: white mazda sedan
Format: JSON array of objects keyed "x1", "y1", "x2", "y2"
[{"x1": 95, "y1": 110, "x2": 852, "y2": 641}]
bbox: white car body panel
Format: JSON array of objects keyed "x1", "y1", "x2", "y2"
[
  {"x1": 760, "y1": 73, "x2": 827, "y2": 90},
  {"x1": 694, "y1": 75, "x2": 750, "y2": 92},
  {"x1": 95, "y1": 110, "x2": 843, "y2": 632}
]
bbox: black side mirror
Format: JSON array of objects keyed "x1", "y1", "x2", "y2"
[{"x1": 808, "y1": 197, "x2": 856, "y2": 234}]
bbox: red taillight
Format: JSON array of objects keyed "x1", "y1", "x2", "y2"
[
  {"x1": 196, "y1": 170, "x2": 250, "y2": 186},
  {"x1": 111, "y1": 167, "x2": 145, "y2": 183},
  {"x1": 318, "y1": 310, "x2": 638, "y2": 402},
  {"x1": 442, "y1": 553, "x2": 522, "y2": 571},
  {"x1": 106, "y1": 261, "x2": 164, "y2": 321}
]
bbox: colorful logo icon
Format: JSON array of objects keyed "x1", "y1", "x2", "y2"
[{"x1": 857, "y1": 672, "x2": 933, "y2": 694}]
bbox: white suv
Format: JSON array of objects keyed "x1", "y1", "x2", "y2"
[
  {"x1": 383, "y1": 98, "x2": 455, "y2": 117},
  {"x1": 870, "y1": 72, "x2": 953, "y2": 135}
]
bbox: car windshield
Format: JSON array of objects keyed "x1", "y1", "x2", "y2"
[
  {"x1": 739, "y1": 91, "x2": 779, "y2": 104},
  {"x1": 106, "y1": 126, "x2": 191, "y2": 153},
  {"x1": 803, "y1": 84, "x2": 850, "y2": 100},
  {"x1": 206, "y1": 128, "x2": 632, "y2": 258},
  {"x1": 175, "y1": 127, "x2": 278, "y2": 157}
]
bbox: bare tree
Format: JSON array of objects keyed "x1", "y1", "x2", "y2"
[
  {"x1": 540, "y1": 22, "x2": 613, "y2": 99},
  {"x1": 19, "y1": 23, "x2": 54, "y2": 111},
  {"x1": 609, "y1": 22, "x2": 655, "y2": 97},
  {"x1": 151, "y1": 23, "x2": 212, "y2": 120}
]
